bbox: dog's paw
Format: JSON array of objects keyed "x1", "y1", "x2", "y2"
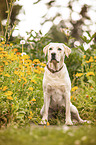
[
  {"x1": 65, "y1": 121, "x2": 73, "y2": 126},
  {"x1": 79, "y1": 119, "x2": 91, "y2": 124},
  {"x1": 40, "y1": 117, "x2": 48, "y2": 125},
  {"x1": 40, "y1": 120, "x2": 46, "y2": 125},
  {"x1": 86, "y1": 120, "x2": 91, "y2": 124}
]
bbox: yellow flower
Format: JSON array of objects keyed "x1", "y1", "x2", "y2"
[
  {"x1": 3, "y1": 86, "x2": 8, "y2": 91},
  {"x1": 89, "y1": 57, "x2": 94, "y2": 62},
  {"x1": 39, "y1": 67, "x2": 45, "y2": 72},
  {"x1": 14, "y1": 71, "x2": 19, "y2": 75},
  {"x1": 16, "y1": 52, "x2": 21, "y2": 55},
  {"x1": 75, "y1": 73, "x2": 83, "y2": 77},
  {"x1": 40, "y1": 63, "x2": 46, "y2": 67},
  {"x1": 33, "y1": 59, "x2": 40, "y2": 64},
  {"x1": 0, "y1": 87, "x2": 2, "y2": 90},
  {"x1": 0, "y1": 68, "x2": 3, "y2": 72},
  {"x1": 28, "y1": 87, "x2": 33, "y2": 91},
  {"x1": 71, "y1": 86, "x2": 78, "y2": 92},
  {"x1": 5, "y1": 62, "x2": 8, "y2": 65},
  {"x1": 2, "y1": 51, "x2": 7, "y2": 54},
  {"x1": 10, "y1": 43, "x2": 13, "y2": 46},
  {"x1": 36, "y1": 66, "x2": 45, "y2": 72},
  {"x1": 34, "y1": 69, "x2": 41, "y2": 74},
  {"x1": 5, "y1": 44, "x2": 9, "y2": 47},
  {"x1": 0, "y1": 47, "x2": 4, "y2": 51},
  {"x1": 23, "y1": 82, "x2": 27, "y2": 87},
  {"x1": 47, "y1": 122, "x2": 50, "y2": 126},
  {"x1": 94, "y1": 56, "x2": 96, "y2": 59},
  {"x1": 7, "y1": 96, "x2": 13, "y2": 100},
  {"x1": 27, "y1": 71, "x2": 31, "y2": 75},
  {"x1": 30, "y1": 79, "x2": 37, "y2": 84},
  {"x1": 5, "y1": 91, "x2": 13, "y2": 96},
  {"x1": 4, "y1": 73, "x2": 10, "y2": 77},
  {"x1": 90, "y1": 86, "x2": 93, "y2": 89},
  {"x1": 44, "y1": 126, "x2": 46, "y2": 128},
  {"x1": 1, "y1": 41, "x2": 5, "y2": 45},
  {"x1": 31, "y1": 98, "x2": 36, "y2": 102},
  {"x1": 85, "y1": 61, "x2": 90, "y2": 63},
  {"x1": 28, "y1": 116, "x2": 32, "y2": 119},
  {"x1": 86, "y1": 72, "x2": 95, "y2": 76},
  {"x1": 19, "y1": 64, "x2": 23, "y2": 69},
  {"x1": 19, "y1": 71, "x2": 24, "y2": 77},
  {"x1": 11, "y1": 80, "x2": 15, "y2": 84},
  {"x1": 83, "y1": 55, "x2": 86, "y2": 59},
  {"x1": 22, "y1": 77, "x2": 27, "y2": 82},
  {"x1": 23, "y1": 64, "x2": 29, "y2": 67},
  {"x1": 26, "y1": 59, "x2": 32, "y2": 64},
  {"x1": 70, "y1": 96, "x2": 73, "y2": 99},
  {"x1": 0, "y1": 65, "x2": 3, "y2": 68},
  {"x1": 30, "y1": 111, "x2": 33, "y2": 116},
  {"x1": 74, "y1": 97, "x2": 76, "y2": 101},
  {"x1": 36, "y1": 66, "x2": 41, "y2": 70},
  {"x1": 20, "y1": 55, "x2": 30, "y2": 60},
  {"x1": 12, "y1": 48, "x2": 18, "y2": 52},
  {"x1": 18, "y1": 79, "x2": 21, "y2": 83},
  {"x1": 0, "y1": 54, "x2": 3, "y2": 59}
]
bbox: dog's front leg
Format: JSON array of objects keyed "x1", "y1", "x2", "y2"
[
  {"x1": 65, "y1": 91, "x2": 73, "y2": 125},
  {"x1": 41, "y1": 92, "x2": 50, "y2": 124}
]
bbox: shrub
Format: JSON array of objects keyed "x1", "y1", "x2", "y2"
[
  {"x1": 71, "y1": 33, "x2": 96, "y2": 122},
  {"x1": 0, "y1": 42, "x2": 45, "y2": 126}
]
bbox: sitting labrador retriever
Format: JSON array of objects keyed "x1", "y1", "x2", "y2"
[{"x1": 40, "y1": 43, "x2": 87, "y2": 125}]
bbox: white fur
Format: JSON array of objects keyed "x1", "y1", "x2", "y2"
[{"x1": 41, "y1": 43, "x2": 87, "y2": 125}]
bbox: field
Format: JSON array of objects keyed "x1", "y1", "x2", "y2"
[{"x1": 0, "y1": 37, "x2": 96, "y2": 145}]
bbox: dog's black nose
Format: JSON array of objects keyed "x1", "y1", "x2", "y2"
[{"x1": 51, "y1": 53, "x2": 56, "y2": 60}]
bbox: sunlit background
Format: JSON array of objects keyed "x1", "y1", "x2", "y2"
[{"x1": 11, "y1": 0, "x2": 96, "y2": 39}]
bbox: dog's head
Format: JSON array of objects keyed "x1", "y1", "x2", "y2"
[{"x1": 43, "y1": 43, "x2": 71, "y2": 65}]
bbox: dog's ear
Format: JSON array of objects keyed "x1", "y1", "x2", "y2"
[
  {"x1": 43, "y1": 44, "x2": 50, "y2": 56},
  {"x1": 62, "y1": 44, "x2": 71, "y2": 57}
]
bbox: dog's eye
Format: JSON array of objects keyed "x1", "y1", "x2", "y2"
[
  {"x1": 58, "y1": 48, "x2": 62, "y2": 51},
  {"x1": 49, "y1": 48, "x2": 52, "y2": 50}
]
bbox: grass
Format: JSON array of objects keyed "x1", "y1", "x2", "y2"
[{"x1": 0, "y1": 125, "x2": 96, "y2": 145}]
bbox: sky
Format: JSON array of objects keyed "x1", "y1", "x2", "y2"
[{"x1": 13, "y1": 0, "x2": 96, "y2": 39}]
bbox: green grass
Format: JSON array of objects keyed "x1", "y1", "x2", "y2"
[{"x1": 0, "y1": 125, "x2": 96, "y2": 145}]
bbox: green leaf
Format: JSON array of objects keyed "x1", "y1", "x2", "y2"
[
  {"x1": 19, "y1": 111, "x2": 26, "y2": 114},
  {"x1": 88, "y1": 80, "x2": 95, "y2": 86}
]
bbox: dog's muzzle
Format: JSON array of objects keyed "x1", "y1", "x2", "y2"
[
  {"x1": 51, "y1": 53, "x2": 56, "y2": 60},
  {"x1": 50, "y1": 53, "x2": 59, "y2": 63}
]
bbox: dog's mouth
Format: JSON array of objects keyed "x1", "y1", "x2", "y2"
[{"x1": 50, "y1": 59, "x2": 59, "y2": 63}]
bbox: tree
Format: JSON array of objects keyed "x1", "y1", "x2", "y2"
[
  {"x1": 0, "y1": 0, "x2": 22, "y2": 41},
  {"x1": 34, "y1": 0, "x2": 95, "y2": 42}
]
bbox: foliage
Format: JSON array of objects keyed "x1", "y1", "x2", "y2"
[
  {"x1": 0, "y1": 42, "x2": 46, "y2": 126},
  {"x1": 0, "y1": 0, "x2": 22, "y2": 41},
  {"x1": 34, "y1": 0, "x2": 96, "y2": 41},
  {"x1": 0, "y1": 31, "x2": 96, "y2": 127},
  {"x1": 26, "y1": 30, "x2": 51, "y2": 61},
  {"x1": 0, "y1": 1, "x2": 96, "y2": 127},
  {"x1": 71, "y1": 34, "x2": 96, "y2": 122}
]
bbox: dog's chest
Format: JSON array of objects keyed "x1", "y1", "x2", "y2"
[{"x1": 47, "y1": 84, "x2": 66, "y2": 105}]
